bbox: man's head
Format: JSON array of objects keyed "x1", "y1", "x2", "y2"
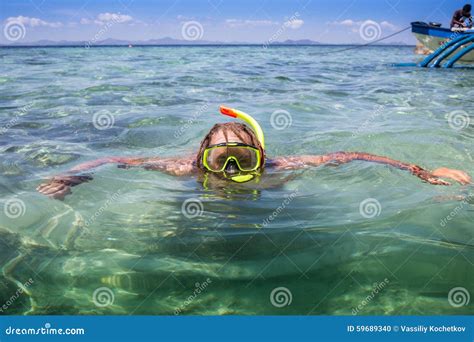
[
  {"x1": 196, "y1": 122, "x2": 265, "y2": 178},
  {"x1": 463, "y1": 4, "x2": 472, "y2": 16}
]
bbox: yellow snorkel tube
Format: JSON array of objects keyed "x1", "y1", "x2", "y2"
[
  {"x1": 218, "y1": 106, "x2": 265, "y2": 183},
  {"x1": 220, "y1": 106, "x2": 265, "y2": 149}
]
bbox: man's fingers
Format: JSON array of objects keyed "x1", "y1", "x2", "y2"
[
  {"x1": 37, "y1": 178, "x2": 76, "y2": 199},
  {"x1": 38, "y1": 185, "x2": 55, "y2": 194},
  {"x1": 432, "y1": 168, "x2": 472, "y2": 185},
  {"x1": 38, "y1": 183, "x2": 72, "y2": 199},
  {"x1": 429, "y1": 177, "x2": 450, "y2": 186},
  {"x1": 450, "y1": 171, "x2": 471, "y2": 185},
  {"x1": 51, "y1": 187, "x2": 71, "y2": 200},
  {"x1": 36, "y1": 183, "x2": 50, "y2": 191},
  {"x1": 459, "y1": 172, "x2": 472, "y2": 184},
  {"x1": 38, "y1": 185, "x2": 53, "y2": 194},
  {"x1": 41, "y1": 184, "x2": 67, "y2": 195}
]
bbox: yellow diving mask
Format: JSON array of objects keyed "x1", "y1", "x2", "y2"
[
  {"x1": 202, "y1": 142, "x2": 261, "y2": 172},
  {"x1": 201, "y1": 106, "x2": 265, "y2": 183}
]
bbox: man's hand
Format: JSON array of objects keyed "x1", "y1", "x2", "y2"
[
  {"x1": 431, "y1": 167, "x2": 472, "y2": 185},
  {"x1": 36, "y1": 175, "x2": 93, "y2": 199}
]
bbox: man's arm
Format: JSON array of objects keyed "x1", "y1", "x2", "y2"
[
  {"x1": 453, "y1": 18, "x2": 466, "y2": 26},
  {"x1": 37, "y1": 156, "x2": 196, "y2": 199},
  {"x1": 452, "y1": 10, "x2": 465, "y2": 27},
  {"x1": 270, "y1": 152, "x2": 471, "y2": 185}
]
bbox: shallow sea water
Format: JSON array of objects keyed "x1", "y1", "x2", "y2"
[{"x1": 0, "y1": 46, "x2": 473, "y2": 315}]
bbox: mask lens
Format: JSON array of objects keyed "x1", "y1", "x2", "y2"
[
  {"x1": 205, "y1": 146, "x2": 228, "y2": 171},
  {"x1": 227, "y1": 146, "x2": 259, "y2": 170}
]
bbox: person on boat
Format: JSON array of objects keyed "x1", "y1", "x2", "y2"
[
  {"x1": 37, "y1": 106, "x2": 472, "y2": 199},
  {"x1": 450, "y1": 4, "x2": 473, "y2": 28}
]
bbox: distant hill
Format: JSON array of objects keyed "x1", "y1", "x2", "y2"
[{"x1": 277, "y1": 39, "x2": 321, "y2": 45}]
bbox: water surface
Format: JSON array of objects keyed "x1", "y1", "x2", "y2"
[{"x1": 0, "y1": 46, "x2": 473, "y2": 315}]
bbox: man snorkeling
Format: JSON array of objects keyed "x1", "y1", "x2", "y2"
[
  {"x1": 37, "y1": 106, "x2": 471, "y2": 199},
  {"x1": 451, "y1": 4, "x2": 473, "y2": 28}
]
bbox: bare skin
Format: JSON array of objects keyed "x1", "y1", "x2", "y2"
[
  {"x1": 451, "y1": 9, "x2": 473, "y2": 28},
  {"x1": 37, "y1": 130, "x2": 472, "y2": 199}
]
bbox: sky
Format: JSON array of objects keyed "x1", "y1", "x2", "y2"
[{"x1": 0, "y1": 0, "x2": 471, "y2": 44}]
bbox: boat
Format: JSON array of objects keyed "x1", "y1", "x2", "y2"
[{"x1": 411, "y1": 21, "x2": 474, "y2": 62}]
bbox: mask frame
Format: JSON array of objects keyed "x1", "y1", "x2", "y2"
[{"x1": 202, "y1": 142, "x2": 261, "y2": 173}]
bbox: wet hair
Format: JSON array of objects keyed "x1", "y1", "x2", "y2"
[
  {"x1": 196, "y1": 122, "x2": 265, "y2": 170},
  {"x1": 463, "y1": 4, "x2": 472, "y2": 13}
]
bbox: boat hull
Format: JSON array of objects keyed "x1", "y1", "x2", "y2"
[{"x1": 411, "y1": 22, "x2": 474, "y2": 62}]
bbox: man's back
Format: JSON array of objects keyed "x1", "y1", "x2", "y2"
[
  {"x1": 451, "y1": 4, "x2": 472, "y2": 28},
  {"x1": 451, "y1": 9, "x2": 464, "y2": 28}
]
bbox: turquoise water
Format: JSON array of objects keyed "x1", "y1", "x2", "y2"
[{"x1": 0, "y1": 46, "x2": 473, "y2": 315}]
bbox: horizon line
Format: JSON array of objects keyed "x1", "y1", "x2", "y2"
[{"x1": 0, "y1": 43, "x2": 416, "y2": 48}]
